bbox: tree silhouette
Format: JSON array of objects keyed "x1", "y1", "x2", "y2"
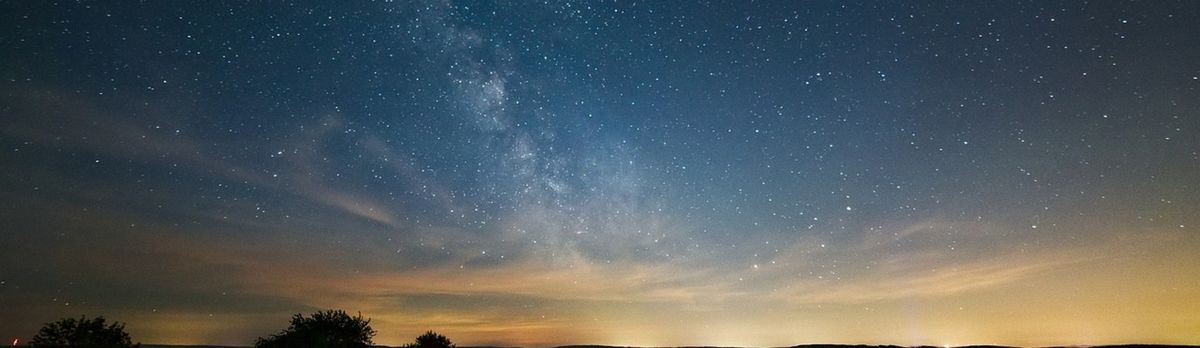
[
  {"x1": 255, "y1": 309, "x2": 376, "y2": 348},
  {"x1": 406, "y1": 331, "x2": 455, "y2": 348},
  {"x1": 29, "y1": 315, "x2": 135, "y2": 347}
]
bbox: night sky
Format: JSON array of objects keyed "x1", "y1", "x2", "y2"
[{"x1": 2, "y1": 1, "x2": 1199, "y2": 346}]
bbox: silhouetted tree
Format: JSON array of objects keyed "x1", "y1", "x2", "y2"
[
  {"x1": 255, "y1": 309, "x2": 376, "y2": 348},
  {"x1": 29, "y1": 315, "x2": 135, "y2": 347},
  {"x1": 406, "y1": 331, "x2": 455, "y2": 348}
]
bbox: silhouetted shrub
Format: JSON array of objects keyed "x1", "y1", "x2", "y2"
[
  {"x1": 255, "y1": 309, "x2": 376, "y2": 348},
  {"x1": 406, "y1": 331, "x2": 455, "y2": 348},
  {"x1": 29, "y1": 315, "x2": 135, "y2": 347}
]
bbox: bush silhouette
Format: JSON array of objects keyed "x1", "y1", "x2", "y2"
[
  {"x1": 29, "y1": 315, "x2": 135, "y2": 347},
  {"x1": 406, "y1": 331, "x2": 455, "y2": 348},
  {"x1": 255, "y1": 309, "x2": 376, "y2": 348}
]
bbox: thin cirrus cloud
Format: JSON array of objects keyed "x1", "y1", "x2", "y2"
[{"x1": 4, "y1": 86, "x2": 413, "y2": 230}]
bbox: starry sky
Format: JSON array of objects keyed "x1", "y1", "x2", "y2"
[{"x1": 2, "y1": 1, "x2": 1199, "y2": 346}]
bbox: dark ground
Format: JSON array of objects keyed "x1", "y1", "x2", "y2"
[{"x1": 125, "y1": 344, "x2": 1199, "y2": 348}]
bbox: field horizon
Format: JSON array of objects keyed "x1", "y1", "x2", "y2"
[{"x1": 111, "y1": 343, "x2": 1200, "y2": 348}]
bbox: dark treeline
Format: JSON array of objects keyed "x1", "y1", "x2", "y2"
[
  {"x1": 21, "y1": 310, "x2": 453, "y2": 348},
  {"x1": 17, "y1": 316, "x2": 1200, "y2": 348}
]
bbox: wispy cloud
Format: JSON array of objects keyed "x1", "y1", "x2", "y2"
[
  {"x1": 3, "y1": 87, "x2": 411, "y2": 229},
  {"x1": 749, "y1": 217, "x2": 1168, "y2": 305}
]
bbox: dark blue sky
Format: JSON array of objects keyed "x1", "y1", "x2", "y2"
[{"x1": 2, "y1": 1, "x2": 1199, "y2": 346}]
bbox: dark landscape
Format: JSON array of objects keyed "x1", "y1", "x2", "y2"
[{"x1": 124, "y1": 345, "x2": 1200, "y2": 348}]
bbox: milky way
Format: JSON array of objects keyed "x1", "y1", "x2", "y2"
[{"x1": 2, "y1": 1, "x2": 1199, "y2": 346}]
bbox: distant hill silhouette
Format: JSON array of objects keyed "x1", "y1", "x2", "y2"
[
  {"x1": 136, "y1": 345, "x2": 517, "y2": 348},
  {"x1": 552, "y1": 345, "x2": 1197, "y2": 348},
  {"x1": 140, "y1": 346, "x2": 249, "y2": 348},
  {"x1": 135, "y1": 343, "x2": 520, "y2": 345},
  {"x1": 556, "y1": 345, "x2": 977, "y2": 348},
  {"x1": 140, "y1": 346, "x2": 248, "y2": 348},
  {"x1": 123, "y1": 344, "x2": 1200, "y2": 348},
  {"x1": 555, "y1": 345, "x2": 988, "y2": 348},
  {"x1": 789, "y1": 345, "x2": 950, "y2": 348},
  {"x1": 1047, "y1": 346, "x2": 1199, "y2": 348}
]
